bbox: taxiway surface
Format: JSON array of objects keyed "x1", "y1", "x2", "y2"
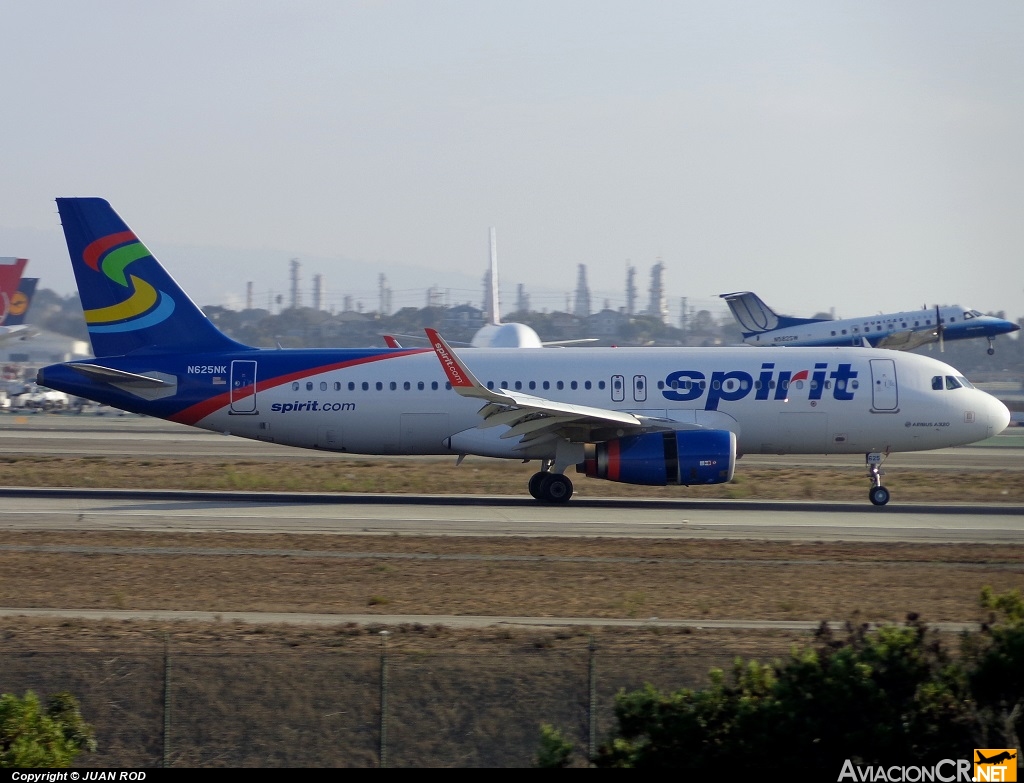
[
  {"x1": 1, "y1": 414, "x2": 1022, "y2": 543},
  {"x1": 2, "y1": 412, "x2": 1024, "y2": 469}
]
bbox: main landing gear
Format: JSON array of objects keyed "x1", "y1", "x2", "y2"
[
  {"x1": 866, "y1": 452, "x2": 890, "y2": 506},
  {"x1": 529, "y1": 461, "x2": 574, "y2": 503}
]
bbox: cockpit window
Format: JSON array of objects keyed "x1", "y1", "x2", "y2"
[{"x1": 933, "y1": 375, "x2": 974, "y2": 391}]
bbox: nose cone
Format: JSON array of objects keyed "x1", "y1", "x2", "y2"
[
  {"x1": 983, "y1": 393, "x2": 1011, "y2": 436},
  {"x1": 987, "y1": 315, "x2": 1022, "y2": 335},
  {"x1": 992, "y1": 317, "x2": 1022, "y2": 336}
]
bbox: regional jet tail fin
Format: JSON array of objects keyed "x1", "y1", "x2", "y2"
[
  {"x1": 719, "y1": 291, "x2": 827, "y2": 338},
  {"x1": 56, "y1": 198, "x2": 249, "y2": 357}
]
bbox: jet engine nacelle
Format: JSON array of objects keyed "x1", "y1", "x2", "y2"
[{"x1": 577, "y1": 430, "x2": 736, "y2": 486}]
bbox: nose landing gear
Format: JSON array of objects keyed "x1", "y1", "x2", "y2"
[{"x1": 866, "y1": 452, "x2": 890, "y2": 506}]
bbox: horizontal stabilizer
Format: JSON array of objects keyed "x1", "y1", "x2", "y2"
[{"x1": 69, "y1": 363, "x2": 170, "y2": 387}]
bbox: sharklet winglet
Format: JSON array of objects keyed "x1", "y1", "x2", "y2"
[{"x1": 425, "y1": 327, "x2": 508, "y2": 402}]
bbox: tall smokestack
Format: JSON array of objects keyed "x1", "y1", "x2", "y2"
[
  {"x1": 312, "y1": 274, "x2": 324, "y2": 311},
  {"x1": 290, "y1": 258, "x2": 302, "y2": 309}
]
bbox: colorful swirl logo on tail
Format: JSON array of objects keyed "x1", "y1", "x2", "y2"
[{"x1": 81, "y1": 231, "x2": 175, "y2": 333}]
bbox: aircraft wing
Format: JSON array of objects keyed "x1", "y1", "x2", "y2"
[
  {"x1": 540, "y1": 338, "x2": 599, "y2": 347},
  {"x1": 874, "y1": 328, "x2": 938, "y2": 351},
  {"x1": 0, "y1": 325, "x2": 37, "y2": 344},
  {"x1": 425, "y1": 328, "x2": 673, "y2": 447}
]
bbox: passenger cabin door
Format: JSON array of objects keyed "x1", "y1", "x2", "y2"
[
  {"x1": 869, "y1": 359, "x2": 898, "y2": 411},
  {"x1": 230, "y1": 360, "x2": 258, "y2": 414}
]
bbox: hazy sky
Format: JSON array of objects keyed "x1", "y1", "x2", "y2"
[{"x1": 2, "y1": 1, "x2": 1022, "y2": 323}]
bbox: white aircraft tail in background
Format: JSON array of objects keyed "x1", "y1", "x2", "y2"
[
  {"x1": 387, "y1": 228, "x2": 595, "y2": 349},
  {"x1": 469, "y1": 226, "x2": 545, "y2": 348}
]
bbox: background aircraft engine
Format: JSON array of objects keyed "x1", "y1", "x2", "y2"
[{"x1": 577, "y1": 430, "x2": 736, "y2": 486}]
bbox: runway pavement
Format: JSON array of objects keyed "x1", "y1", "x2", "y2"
[
  {"x1": 0, "y1": 607, "x2": 983, "y2": 633},
  {"x1": 0, "y1": 487, "x2": 1021, "y2": 543}
]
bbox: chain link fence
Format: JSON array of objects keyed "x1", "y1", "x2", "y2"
[{"x1": 2, "y1": 633, "x2": 800, "y2": 767}]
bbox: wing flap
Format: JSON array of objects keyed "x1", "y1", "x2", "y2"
[
  {"x1": 875, "y1": 329, "x2": 937, "y2": 351},
  {"x1": 502, "y1": 415, "x2": 581, "y2": 439}
]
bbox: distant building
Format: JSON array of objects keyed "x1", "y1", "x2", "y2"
[
  {"x1": 548, "y1": 311, "x2": 584, "y2": 340},
  {"x1": 587, "y1": 308, "x2": 628, "y2": 338},
  {"x1": 444, "y1": 304, "x2": 485, "y2": 331},
  {"x1": 1, "y1": 329, "x2": 90, "y2": 367}
]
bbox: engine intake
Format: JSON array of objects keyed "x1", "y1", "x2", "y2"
[{"x1": 577, "y1": 430, "x2": 736, "y2": 486}]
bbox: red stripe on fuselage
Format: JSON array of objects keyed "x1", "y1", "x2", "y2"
[{"x1": 168, "y1": 348, "x2": 429, "y2": 426}]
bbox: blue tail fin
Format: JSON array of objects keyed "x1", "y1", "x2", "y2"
[{"x1": 56, "y1": 198, "x2": 248, "y2": 357}]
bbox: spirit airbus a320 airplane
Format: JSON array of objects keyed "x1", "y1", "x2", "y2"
[{"x1": 38, "y1": 199, "x2": 1010, "y2": 506}]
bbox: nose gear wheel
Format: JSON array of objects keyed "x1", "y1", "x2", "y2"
[{"x1": 865, "y1": 452, "x2": 890, "y2": 506}]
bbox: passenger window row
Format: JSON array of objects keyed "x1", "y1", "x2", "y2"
[
  {"x1": 654, "y1": 379, "x2": 845, "y2": 391},
  {"x1": 288, "y1": 379, "x2": 611, "y2": 393},
  {"x1": 830, "y1": 315, "x2": 964, "y2": 337},
  {"x1": 287, "y1": 375, "x2": 862, "y2": 394}
]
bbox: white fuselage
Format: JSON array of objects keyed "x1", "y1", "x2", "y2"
[
  {"x1": 745, "y1": 306, "x2": 1014, "y2": 349},
  {"x1": 192, "y1": 345, "x2": 1009, "y2": 459}
]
